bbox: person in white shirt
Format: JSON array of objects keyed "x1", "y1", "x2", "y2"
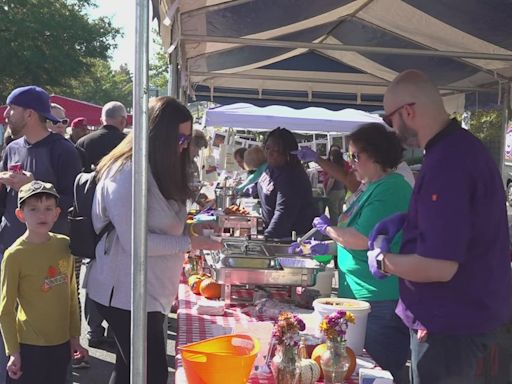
[{"x1": 84, "y1": 97, "x2": 221, "y2": 384}]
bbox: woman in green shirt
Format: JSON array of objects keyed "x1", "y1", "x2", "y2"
[{"x1": 302, "y1": 123, "x2": 412, "y2": 382}]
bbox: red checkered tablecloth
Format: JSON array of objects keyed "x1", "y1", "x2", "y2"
[{"x1": 174, "y1": 280, "x2": 370, "y2": 383}]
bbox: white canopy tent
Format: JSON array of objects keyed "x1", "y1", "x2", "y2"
[{"x1": 204, "y1": 102, "x2": 386, "y2": 133}]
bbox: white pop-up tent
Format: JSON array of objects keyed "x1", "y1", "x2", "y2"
[{"x1": 204, "y1": 102, "x2": 385, "y2": 133}]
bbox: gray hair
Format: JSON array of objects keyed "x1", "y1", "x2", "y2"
[
  {"x1": 50, "y1": 103, "x2": 65, "y2": 113},
  {"x1": 101, "y1": 101, "x2": 127, "y2": 121}
]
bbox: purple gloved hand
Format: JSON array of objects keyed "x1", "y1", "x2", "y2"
[
  {"x1": 312, "y1": 214, "x2": 331, "y2": 235},
  {"x1": 290, "y1": 147, "x2": 319, "y2": 162},
  {"x1": 242, "y1": 183, "x2": 258, "y2": 197},
  {"x1": 288, "y1": 240, "x2": 330, "y2": 256},
  {"x1": 368, "y1": 212, "x2": 407, "y2": 252},
  {"x1": 368, "y1": 247, "x2": 389, "y2": 279}
]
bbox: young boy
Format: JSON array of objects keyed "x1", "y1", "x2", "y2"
[{"x1": 0, "y1": 180, "x2": 88, "y2": 383}]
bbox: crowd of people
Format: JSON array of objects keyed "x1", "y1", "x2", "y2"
[{"x1": 0, "y1": 69, "x2": 508, "y2": 384}]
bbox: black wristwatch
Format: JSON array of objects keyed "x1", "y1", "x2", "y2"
[{"x1": 375, "y1": 251, "x2": 389, "y2": 275}]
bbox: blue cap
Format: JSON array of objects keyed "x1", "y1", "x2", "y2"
[{"x1": 6, "y1": 86, "x2": 60, "y2": 123}]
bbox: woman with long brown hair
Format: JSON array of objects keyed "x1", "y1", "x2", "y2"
[{"x1": 84, "y1": 97, "x2": 221, "y2": 384}]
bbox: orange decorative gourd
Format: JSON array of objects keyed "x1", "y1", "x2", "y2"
[
  {"x1": 311, "y1": 343, "x2": 356, "y2": 380},
  {"x1": 199, "y1": 278, "x2": 222, "y2": 299},
  {"x1": 188, "y1": 275, "x2": 205, "y2": 295}
]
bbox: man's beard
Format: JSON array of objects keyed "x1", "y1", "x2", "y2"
[
  {"x1": 7, "y1": 122, "x2": 24, "y2": 138},
  {"x1": 396, "y1": 117, "x2": 419, "y2": 148}
]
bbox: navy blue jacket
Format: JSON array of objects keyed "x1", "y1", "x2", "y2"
[
  {"x1": 0, "y1": 133, "x2": 81, "y2": 254},
  {"x1": 257, "y1": 164, "x2": 318, "y2": 239}
]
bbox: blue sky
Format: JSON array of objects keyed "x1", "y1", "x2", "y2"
[{"x1": 88, "y1": 0, "x2": 158, "y2": 71}]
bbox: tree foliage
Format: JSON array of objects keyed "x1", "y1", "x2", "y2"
[
  {"x1": 149, "y1": 31, "x2": 169, "y2": 92},
  {"x1": 466, "y1": 109, "x2": 504, "y2": 166},
  {"x1": 0, "y1": 0, "x2": 120, "y2": 100},
  {"x1": 53, "y1": 59, "x2": 133, "y2": 110}
]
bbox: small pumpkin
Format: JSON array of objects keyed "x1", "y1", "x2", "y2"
[
  {"x1": 298, "y1": 359, "x2": 321, "y2": 384},
  {"x1": 188, "y1": 275, "x2": 205, "y2": 295},
  {"x1": 199, "y1": 278, "x2": 222, "y2": 299}
]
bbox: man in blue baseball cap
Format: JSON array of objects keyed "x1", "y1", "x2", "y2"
[{"x1": 0, "y1": 85, "x2": 83, "y2": 375}]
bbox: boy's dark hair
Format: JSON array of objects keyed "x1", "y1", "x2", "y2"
[
  {"x1": 234, "y1": 147, "x2": 247, "y2": 160},
  {"x1": 19, "y1": 193, "x2": 59, "y2": 210},
  {"x1": 347, "y1": 123, "x2": 404, "y2": 170}
]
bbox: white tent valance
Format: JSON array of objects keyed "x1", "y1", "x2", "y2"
[{"x1": 204, "y1": 103, "x2": 385, "y2": 133}]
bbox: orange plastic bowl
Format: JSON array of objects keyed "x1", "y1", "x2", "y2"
[{"x1": 178, "y1": 334, "x2": 260, "y2": 384}]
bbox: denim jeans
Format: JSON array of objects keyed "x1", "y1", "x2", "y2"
[
  {"x1": 410, "y1": 328, "x2": 495, "y2": 384},
  {"x1": 364, "y1": 300, "x2": 410, "y2": 383}
]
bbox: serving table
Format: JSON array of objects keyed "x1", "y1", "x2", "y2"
[{"x1": 174, "y1": 278, "x2": 379, "y2": 383}]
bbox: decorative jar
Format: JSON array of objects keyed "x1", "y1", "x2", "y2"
[{"x1": 320, "y1": 339, "x2": 351, "y2": 383}]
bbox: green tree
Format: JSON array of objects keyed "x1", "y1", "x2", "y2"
[
  {"x1": 466, "y1": 109, "x2": 504, "y2": 166},
  {"x1": 149, "y1": 31, "x2": 169, "y2": 92},
  {"x1": 53, "y1": 59, "x2": 133, "y2": 109},
  {"x1": 0, "y1": 0, "x2": 120, "y2": 100}
]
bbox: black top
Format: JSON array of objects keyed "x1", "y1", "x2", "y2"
[
  {"x1": 257, "y1": 164, "x2": 318, "y2": 239},
  {"x1": 75, "y1": 125, "x2": 126, "y2": 171}
]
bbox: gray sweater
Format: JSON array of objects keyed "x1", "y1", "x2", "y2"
[{"x1": 84, "y1": 161, "x2": 191, "y2": 313}]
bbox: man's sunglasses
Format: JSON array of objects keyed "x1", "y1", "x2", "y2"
[
  {"x1": 382, "y1": 102, "x2": 415, "y2": 128},
  {"x1": 52, "y1": 118, "x2": 69, "y2": 126},
  {"x1": 178, "y1": 133, "x2": 192, "y2": 146}
]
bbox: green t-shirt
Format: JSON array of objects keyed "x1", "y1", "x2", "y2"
[{"x1": 337, "y1": 172, "x2": 412, "y2": 301}]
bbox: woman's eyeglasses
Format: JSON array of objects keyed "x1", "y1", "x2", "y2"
[
  {"x1": 382, "y1": 102, "x2": 415, "y2": 128},
  {"x1": 178, "y1": 133, "x2": 192, "y2": 146},
  {"x1": 52, "y1": 118, "x2": 69, "y2": 126},
  {"x1": 344, "y1": 152, "x2": 361, "y2": 163}
]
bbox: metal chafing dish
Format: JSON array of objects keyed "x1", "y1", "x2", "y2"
[
  {"x1": 203, "y1": 239, "x2": 324, "y2": 305},
  {"x1": 217, "y1": 214, "x2": 261, "y2": 237}
]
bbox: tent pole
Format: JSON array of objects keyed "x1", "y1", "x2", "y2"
[
  {"x1": 189, "y1": 71, "x2": 490, "y2": 93},
  {"x1": 500, "y1": 82, "x2": 510, "y2": 176},
  {"x1": 182, "y1": 34, "x2": 512, "y2": 62},
  {"x1": 132, "y1": 0, "x2": 150, "y2": 383}
]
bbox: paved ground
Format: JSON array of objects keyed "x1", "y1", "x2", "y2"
[{"x1": 71, "y1": 266, "x2": 177, "y2": 384}]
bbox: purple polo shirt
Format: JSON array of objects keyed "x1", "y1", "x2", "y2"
[{"x1": 397, "y1": 119, "x2": 512, "y2": 334}]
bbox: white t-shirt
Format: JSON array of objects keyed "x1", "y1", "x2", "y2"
[{"x1": 395, "y1": 161, "x2": 415, "y2": 188}]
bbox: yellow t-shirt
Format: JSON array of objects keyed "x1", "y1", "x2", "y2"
[{"x1": 0, "y1": 233, "x2": 80, "y2": 355}]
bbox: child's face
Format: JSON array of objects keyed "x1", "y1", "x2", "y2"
[{"x1": 16, "y1": 196, "x2": 60, "y2": 234}]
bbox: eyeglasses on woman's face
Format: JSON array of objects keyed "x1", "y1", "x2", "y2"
[
  {"x1": 178, "y1": 133, "x2": 192, "y2": 146},
  {"x1": 344, "y1": 151, "x2": 362, "y2": 163}
]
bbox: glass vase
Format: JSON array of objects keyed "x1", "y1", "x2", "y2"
[
  {"x1": 320, "y1": 339, "x2": 351, "y2": 383},
  {"x1": 271, "y1": 344, "x2": 301, "y2": 384}
]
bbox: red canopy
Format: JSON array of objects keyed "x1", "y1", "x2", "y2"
[{"x1": 0, "y1": 95, "x2": 132, "y2": 127}]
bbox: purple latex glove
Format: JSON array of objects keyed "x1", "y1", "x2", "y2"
[
  {"x1": 368, "y1": 245, "x2": 389, "y2": 280},
  {"x1": 368, "y1": 212, "x2": 407, "y2": 251},
  {"x1": 290, "y1": 147, "x2": 319, "y2": 162},
  {"x1": 312, "y1": 214, "x2": 331, "y2": 235},
  {"x1": 288, "y1": 240, "x2": 329, "y2": 256},
  {"x1": 242, "y1": 183, "x2": 258, "y2": 197}
]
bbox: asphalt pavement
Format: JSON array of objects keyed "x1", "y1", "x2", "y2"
[{"x1": 71, "y1": 265, "x2": 177, "y2": 384}]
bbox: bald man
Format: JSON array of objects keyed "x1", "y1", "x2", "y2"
[{"x1": 367, "y1": 70, "x2": 511, "y2": 383}]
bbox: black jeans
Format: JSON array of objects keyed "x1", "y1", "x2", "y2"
[
  {"x1": 6, "y1": 342, "x2": 70, "y2": 384},
  {"x1": 94, "y1": 300, "x2": 168, "y2": 384},
  {"x1": 410, "y1": 329, "x2": 495, "y2": 384}
]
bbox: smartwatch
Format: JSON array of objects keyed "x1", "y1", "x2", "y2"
[{"x1": 375, "y1": 250, "x2": 390, "y2": 275}]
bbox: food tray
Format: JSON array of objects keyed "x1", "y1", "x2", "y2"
[{"x1": 276, "y1": 257, "x2": 321, "y2": 269}]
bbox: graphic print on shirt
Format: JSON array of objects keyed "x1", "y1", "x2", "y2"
[
  {"x1": 259, "y1": 172, "x2": 274, "y2": 195},
  {"x1": 41, "y1": 258, "x2": 70, "y2": 292},
  {"x1": 338, "y1": 199, "x2": 362, "y2": 228}
]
